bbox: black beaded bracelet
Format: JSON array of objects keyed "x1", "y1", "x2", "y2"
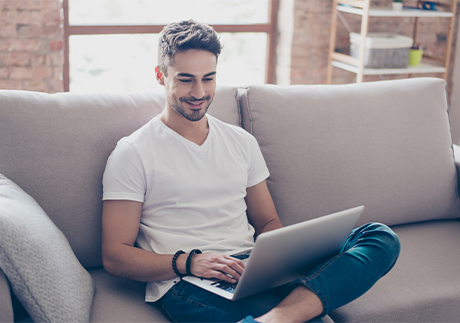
[
  {"x1": 186, "y1": 249, "x2": 202, "y2": 276},
  {"x1": 172, "y1": 250, "x2": 185, "y2": 278}
]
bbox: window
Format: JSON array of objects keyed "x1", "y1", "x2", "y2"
[{"x1": 63, "y1": 0, "x2": 278, "y2": 92}]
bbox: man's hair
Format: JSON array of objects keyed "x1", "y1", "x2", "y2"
[{"x1": 158, "y1": 19, "x2": 222, "y2": 76}]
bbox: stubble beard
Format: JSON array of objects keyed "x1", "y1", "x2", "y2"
[{"x1": 168, "y1": 95, "x2": 213, "y2": 122}]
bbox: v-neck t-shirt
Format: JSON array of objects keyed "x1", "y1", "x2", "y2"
[{"x1": 102, "y1": 114, "x2": 270, "y2": 301}]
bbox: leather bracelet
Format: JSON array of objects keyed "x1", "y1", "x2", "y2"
[
  {"x1": 172, "y1": 250, "x2": 185, "y2": 278},
  {"x1": 186, "y1": 249, "x2": 202, "y2": 276}
]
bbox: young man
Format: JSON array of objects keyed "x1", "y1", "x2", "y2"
[{"x1": 102, "y1": 20, "x2": 400, "y2": 323}]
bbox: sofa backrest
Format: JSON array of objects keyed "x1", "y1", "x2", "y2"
[
  {"x1": 0, "y1": 86, "x2": 240, "y2": 268},
  {"x1": 239, "y1": 77, "x2": 460, "y2": 227}
]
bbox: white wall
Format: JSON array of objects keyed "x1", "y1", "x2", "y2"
[
  {"x1": 450, "y1": 22, "x2": 460, "y2": 145},
  {"x1": 275, "y1": 0, "x2": 294, "y2": 85}
]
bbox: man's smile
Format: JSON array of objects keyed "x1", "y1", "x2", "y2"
[{"x1": 181, "y1": 96, "x2": 211, "y2": 110}]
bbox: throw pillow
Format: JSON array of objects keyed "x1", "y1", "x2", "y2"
[{"x1": 0, "y1": 174, "x2": 94, "y2": 322}]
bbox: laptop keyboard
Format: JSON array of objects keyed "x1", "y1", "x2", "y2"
[
  {"x1": 211, "y1": 281, "x2": 238, "y2": 293},
  {"x1": 210, "y1": 253, "x2": 250, "y2": 294}
]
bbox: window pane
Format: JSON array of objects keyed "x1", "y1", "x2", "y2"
[
  {"x1": 69, "y1": 0, "x2": 269, "y2": 25},
  {"x1": 217, "y1": 33, "x2": 267, "y2": 86},
  {"x1": 69, "y1": 34, "x2": 159, "y2": 93},
  {"x1": 69, "y1": 33, "x2": 266, "y2": 93}
]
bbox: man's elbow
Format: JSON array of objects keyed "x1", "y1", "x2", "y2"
[{"x1": 102, "y1": 250, "x2": 122, "y2": 277}]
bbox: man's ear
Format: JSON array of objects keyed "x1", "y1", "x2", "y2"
[{"x1": 155, "y1": 66, "x2": 164, "y2": 86}]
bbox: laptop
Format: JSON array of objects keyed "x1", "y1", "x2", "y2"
[{"x1": 183, "y1": 205, "x2": 364, "y2": 301}]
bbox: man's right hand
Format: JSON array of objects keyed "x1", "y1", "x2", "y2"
[{"x1": 190, "y1": 252, "x2": 245, "y2": 283}]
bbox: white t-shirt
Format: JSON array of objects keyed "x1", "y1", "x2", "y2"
[{"x1": 102, "y1": 114, "x2": 270, "y2": 302}]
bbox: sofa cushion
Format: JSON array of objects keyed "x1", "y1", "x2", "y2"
[
  {"x1": 0, "y1": 86, "x2": 239, "y2": 268},
  {"x1": 328, "y1": 220, "x2": 460, "y2": 322},
  {"x1": 239, "y1": 78, "x2": 460, "y2": 226},
  {"x1": 0, "y1": 174, "x2": 94, "y2": 323},
  {"x1": 88, "y1": 267, "x2": 170, "y2": 323}
]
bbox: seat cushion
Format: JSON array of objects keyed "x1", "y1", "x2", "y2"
[
  {"x1": 0, "y1": 174, "x2": 94, "y2": 323},
  {"x1": 0, "y1": 86, "x2": 239, "y2": 268},
  {"x1": 89, "y1": 267, "x2": 170, "y2": 323},
  {"x1": 88, "y1": 266, "x2": 337, "y2": 323},
  {"x1": 239, "y1": 78, "x2": 460, "y2": 227},
  {"x1": 328, "y1": 220, "x2": 460, "y2": 322}
]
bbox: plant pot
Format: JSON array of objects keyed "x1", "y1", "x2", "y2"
[
  {"x1": 392, "y1": 2, "x2": 403, "y2": 10},
  {"x1": 408, "y1": 49, "x2": 423, "y2": 66}
]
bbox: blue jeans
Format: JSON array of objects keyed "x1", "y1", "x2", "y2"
[{"x1": 157, "y1": 223, "x2": 400, "y2": 323}]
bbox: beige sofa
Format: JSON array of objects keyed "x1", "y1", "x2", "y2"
[{"x1": 1, "y1": 77, "x2": 460, "y2": 322}]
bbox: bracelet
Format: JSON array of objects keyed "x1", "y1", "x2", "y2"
[
  {"x1": 186, "y1": 249, "x2": 202, "y2": 276},
  {"x1": 172, "y1": 250, "x2": 185, "y2": 278}
]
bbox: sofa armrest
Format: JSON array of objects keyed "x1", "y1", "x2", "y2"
[{"x1": 0, "y1": 268, "x2": 14, "y2": 323}]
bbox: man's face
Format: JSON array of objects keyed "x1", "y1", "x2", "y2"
[{"x1": 158, "y1": 49, "x2": 217, "y2": 122}]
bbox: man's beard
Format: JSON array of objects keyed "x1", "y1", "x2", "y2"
[{"x1": 168, "y1": 95, "x2": 213, "y2": 122}]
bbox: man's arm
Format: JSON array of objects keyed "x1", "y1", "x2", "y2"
[
  {"x1": 102, "y1": 200, "x2": 244, "y2": 283},
  {"x1": 102, "y1": 200, "x2": 184, "y2": 282},
  {"x1": 245, "y1": 180, "x2": 284, "y2": 237}
]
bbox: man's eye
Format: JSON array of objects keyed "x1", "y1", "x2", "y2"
[
  {"x1": 203, "y1": 78, "x2": 214, "y2": 82},
  {"x1": 179, "y1": 79, "x2": 192, "y2": 83}
]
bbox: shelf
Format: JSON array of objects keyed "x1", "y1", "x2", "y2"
[
  {"x1": 331, "y1": 60, "x2": 447, "y2": 75},
  {"x1": 337, "y1": 5, "x2": 454, "y2": 17},
  {"x1": 328, "y1": 0, "x2": 456, "y2": 83}
]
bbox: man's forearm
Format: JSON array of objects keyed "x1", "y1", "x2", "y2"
[
  {"x1": 258, "y1": 218, "x2": 284, "y2": 236},
  {"x1": 102, "y1": 244, "x2": 187, "y2": 282}
]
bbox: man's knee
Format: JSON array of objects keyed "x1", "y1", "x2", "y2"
[{"x1": 360, "y1": 222, "x2": 401, "y2": 274}]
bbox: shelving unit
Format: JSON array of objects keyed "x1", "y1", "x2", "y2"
[{"x1": 326, "y1": 0, "x2": 457, "y2": 84}]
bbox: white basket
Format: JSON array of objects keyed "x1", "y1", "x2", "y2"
[{"x1": 350, "y1": 33, "x2": 414, "y2": 68}]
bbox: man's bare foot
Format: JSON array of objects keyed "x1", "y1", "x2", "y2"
[{"x1": 255, "y1": 286, "x2": 323, "y2": 323}]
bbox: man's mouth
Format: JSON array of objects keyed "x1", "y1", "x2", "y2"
[
  {"x1": 181, "y1": 96, "x2": 211, "y2": 109},
  {"x1": 185, "y1": 100, "x2": 204, "y2": 108}
]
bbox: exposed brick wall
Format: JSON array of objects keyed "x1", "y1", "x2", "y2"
[
  {"x1": 288, "y1": 0, "x2": 459, "y2": 93},
  {"x1": 0, "y1": 0, "x2": 63, "y2": 93},
  {"x1": 1, "y1": 0, "x2": 457, "y2": 94}
]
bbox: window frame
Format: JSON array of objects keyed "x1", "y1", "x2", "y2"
[{"x1": 62, "y1": 0, "x2": 279, "y2": 92}]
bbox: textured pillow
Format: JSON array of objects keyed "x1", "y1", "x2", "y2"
[{"x1": 0, "y1": 174, "x2": 94, "y2": 322}]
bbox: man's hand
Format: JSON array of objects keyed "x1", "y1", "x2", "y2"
[{"x1": 190, "y1": 252, "x2": 245, "y2": 283}]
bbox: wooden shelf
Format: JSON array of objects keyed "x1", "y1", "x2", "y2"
[
  {"x1": 327, "y1": 0, "x2": 457, "y2": 83},
  {"x1": 331, "y1": 60, "x2": 446, "y2": 75},
  {"x1": 337, "y1": 5, "x2": 454, "y2": 17}
]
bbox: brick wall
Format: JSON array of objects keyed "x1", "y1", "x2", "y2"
[
  {"x1": 0, "y1": 0, "x2": 457, "y2": 94},
  {"x1": 0, "y1": 0, "x2": 63, "y2": 93},
  {"x1": 285, "y1": 0, "x2": 459, "y2": 93}
]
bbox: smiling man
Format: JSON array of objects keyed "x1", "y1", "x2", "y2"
[{"x1": 101, "y1": 20, "x2": 400, "y2": 323}]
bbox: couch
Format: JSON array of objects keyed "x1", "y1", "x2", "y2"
[{"x1": 1, "y1": 77, "x2": 459, "y2": 323}]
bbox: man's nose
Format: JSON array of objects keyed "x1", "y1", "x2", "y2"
[{"x1": 191, "y1": 80, "x2": 205, "y2": 99}]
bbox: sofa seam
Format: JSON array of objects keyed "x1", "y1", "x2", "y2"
[
  {"x1": 444, "y1": 81, "x2": 460, "y2": 215},
  {"x1": 239, "y1": 86, "x2": 253, "y2": 135},
  {"x1": 235, "y1": 87, "x2": 242, "y2": 128}
]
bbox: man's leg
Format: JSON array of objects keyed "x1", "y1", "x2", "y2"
[
  {"x1": 256, "y1": 222, "x2": 401, "y2": 323},
  {"x1": 158, "y1": 280, "x2": 282, "y2": 322}
]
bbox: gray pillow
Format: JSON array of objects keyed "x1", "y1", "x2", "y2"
[{"x1": 0, "y1": 174, "x2": 94, "y2": 322}]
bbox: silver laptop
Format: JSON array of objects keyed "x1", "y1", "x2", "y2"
[{"x1": 183, "y1": 205, "x2": 364, "y2": 301}]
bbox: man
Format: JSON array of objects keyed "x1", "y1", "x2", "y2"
[{"x1": 102, "y1": 20, "x2": 400, "y2": 323}]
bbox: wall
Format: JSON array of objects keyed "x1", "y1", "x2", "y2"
[
  {"x1": 281, "y1": 0, "x2": 459, "y2": 93},
  {"x1": 0, "y1": 0, "x2": 458, "y2": 98},
  {"x1": 0, "y1": 0, "x2": 63, "y2": 93},
  {"x1": 449, "y1": 16, "x2": 460, "y2": 145}
]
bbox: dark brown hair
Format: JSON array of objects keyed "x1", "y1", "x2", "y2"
[{"x1": 158, "y1": 19, "x2": 222, "y2": 75}]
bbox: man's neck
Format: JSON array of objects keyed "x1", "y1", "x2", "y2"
[{"x1": 159, "y1": 108, "x2": 209, "y2": 146}]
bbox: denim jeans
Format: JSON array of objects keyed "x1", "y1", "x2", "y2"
[{"x1": 157, "y1": 222, "x2": 401, "y2": 323}]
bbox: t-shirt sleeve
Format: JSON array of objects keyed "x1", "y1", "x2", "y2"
[
  {"x1": 247, "y1": 135, "x2": 270, "y2": 188},
  {"x1": 102, "y1": 141, "x2": 146, "y2": 202}
]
